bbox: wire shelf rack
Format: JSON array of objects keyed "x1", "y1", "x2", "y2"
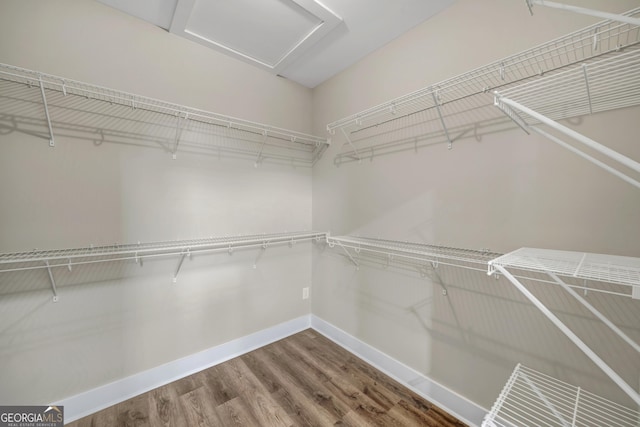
[
  {"x1": 494, "y1": 48, "x2": 640, "y2": 124},
  {"x1": 325, "y1": 237, "x2": 638, "y2": 299},
  {"x1": 326, "y1": 235, "x2": 501, "y2": 272},
  {"x1": 0, "y1": 63, "x2": 329, "y2": 166},
  {"x1": 483, "y1": 364, "x2": 640, "y2": 427},
  {"x1": 326, "y1": 7, "x2": 640, "y2": 165},
  {"x1": 0, "y1": 231, "x2": 326, "y2": 272},
  {"x1": 488, "y1": 247, "x2": 640, "y2": 291},
  {"x1": 0, "y1": 231, "x2": 326, "y2": 301}
]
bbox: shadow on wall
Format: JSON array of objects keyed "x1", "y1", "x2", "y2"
[
  {"x1": 319, "y1": 246, "x2": 640, "y2": 409},
  {"x1": 0, "y1": 242, "x2": 313, "y2": 404}
]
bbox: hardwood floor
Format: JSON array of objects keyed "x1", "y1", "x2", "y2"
[{"x1": 68, "y1": 329, "x2": 467, "y2": 426}]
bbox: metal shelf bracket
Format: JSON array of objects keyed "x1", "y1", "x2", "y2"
[
  {"x1": 252, "y1": 241, "x2": 269, "y2": 269},
  {"x1": 496, "y1": 96, "x2": 640, "y2": 189},
  {"x1": 44, "y1": 260, "x2": 58, "y2": 302},
  {"x1": 492, "y1": 264, "x2": 640, "y2": 406},
  {"x1": 173, "y1": 248, "x2": 191, "y2": 283},
  {"x1": 38, "y1": 76, "x2": 55, "y2": 147},
  {"x1": 581, "y1": 64, "x2": 593, "y2": 115},
  {"x1": 337, "y1": 242, "x2": 359, "y2": 269},
  {"x1": 255, "y1": 130, "x2": 268, "y2": 168},
  {"x1": 431, "y1": 89, "x2": 453, "y2": 150},
  {"x1": 340, "y1": 128, "x2": 362, "y2": 163},
  {"x1": 172, "y1": 112, "x2": 188, "y2": 160}
]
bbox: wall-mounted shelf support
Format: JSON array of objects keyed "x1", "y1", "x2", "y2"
[
  {"x1": 255, "y1": 131, "x2": 268, "y2": 167},
  {"x1": 495, "y1": 96, "x2": 640, "y2": 189},
  {"x1": 340, "y1": 128, "x2": 361, "y2": 163},
  {"x1": 340, "y1": 243, "x2": 359, "y2": 269},
  {"x1": 493, "y1": 264, "x2": 640, "y2": 406},
  {"x1": 581, "y1": 64, "x2": 593, "y2": 115},
  {"x1": 38, "y1": 75, "x2": 55, "y2": 147},
  {"x1": 431, "y1": 90, "x2": 453, "y2": 150},
  {"x1": 173, "y1": 248, "x2": 191, "y2": 283},
  {"x1": 546, "y1": 271, "x2": 640, "y2": 353},
  {"x1": 44, "y1": 260, "x2": 58, "y2": 302},
  {"x1": 488, "y1": 248, "x2": 640, "y2": 406},
  {"x1": 526, "y1": 0, "x2": 640, "y2": 27},
  {"x1": 172, "y1": 112, "x2": 187, "y2": 160},
  {"x1": 252, "y1": 244, "x2": 266, "y2": 269}
]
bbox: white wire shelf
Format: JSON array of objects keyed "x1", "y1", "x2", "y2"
[
  {"x1": 488, "y1": 247, "x2": 640, "y2": 291},
  {"x1": 494, "y1": 48, "x2": 640, "y2": 125},
  {"x1": 489, "y1": 248, "x2": 640, "y2": 406},
  {"x1": 492, "y1": 47, "x2": 640, "y2": 189},
  {"x1": 0, "y1": 231, "x2": 326, "y2": 271},
  {"x1": 0, "y1": 63, "x2": 329, "y2": 166},
  {"x1": 326, "y1": 235, "x2": 501, "y2": 272},
  {"x1": 326, "y1": 8, "x2": 640, "y2": 164},
  {"x1": 0, "y1": 231, "x2": 326, "y2": 301},
  {"x1": 325, "y1": 237, "x2": 638, "y2": 299},
  {"x1": 483, "y1": 364, "x2": 640, "y2": 427}
]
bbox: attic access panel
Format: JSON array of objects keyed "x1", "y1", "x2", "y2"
[{"x1": 170, "y1": 0, "x2": 342, "y2": 74}]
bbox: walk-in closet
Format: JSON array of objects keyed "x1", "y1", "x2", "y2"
[{"x1": 0, "y1": 0, "x2": 638, "y2": 425}]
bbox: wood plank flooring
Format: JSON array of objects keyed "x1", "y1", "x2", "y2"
[{"x1": 68, "y1": 329, "x2": 467, "y2": 426}]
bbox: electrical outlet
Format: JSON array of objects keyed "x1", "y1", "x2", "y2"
[{"x1": 302, "y1": 287, "x2": 310, "y2": 300}]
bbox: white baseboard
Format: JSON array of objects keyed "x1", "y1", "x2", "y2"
[
  {"x1": 56, "y1": 315, "x2": 311, "y2": 423},
  {"x1": 58, "y1": 314, "x2": 487, "y2": 426},
  {"x1": 310, "y1": 315, "x2": 488, "y2": 427}
]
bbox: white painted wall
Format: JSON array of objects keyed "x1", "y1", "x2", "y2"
[
  {"x1": 0, "y1": 0, "x2": 314, "y2": 405},
  {"x1": 1, "y1": 0, "x2": 639, "y2": 418},
  {"x1": 312, "y1": 0, "x2": 640, "y2": 410}
]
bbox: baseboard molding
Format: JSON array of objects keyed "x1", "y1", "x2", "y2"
[
  {"x1": 310, "y1": 315, "x2": 488, "y2": 427},
  {"x1": 58, "y1": 314, "x2": 487, "y2": 425},
  {"x1": 56, "y1": 315, "x2": 311, "y2": 423}
]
